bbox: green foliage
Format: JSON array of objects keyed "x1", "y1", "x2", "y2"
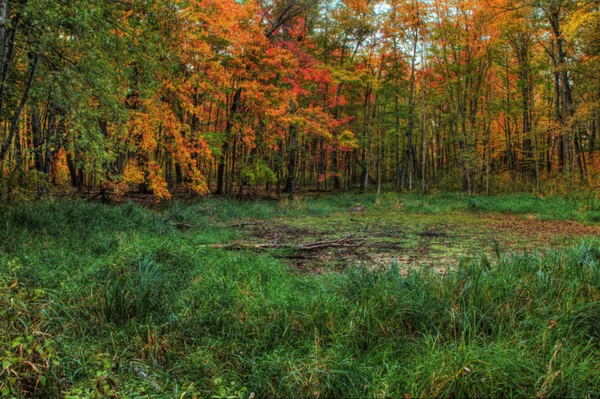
[
  {"x1": 98, "y1": 254, "x2": 169, "y2": 325},
  {"x1": 0, "y1": 259, "x2": 60, "y2": 398},
  {"x1": 1, "y1": 196, "x2": 600, "y2": 397},
  {"x1": 240, "y1": 161, "x2": 277, "y2": 187}
]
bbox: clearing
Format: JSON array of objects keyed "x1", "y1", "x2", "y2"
[
  {"x1": 2, "y1": 193, "x2": 600, "y2": 398},
  {"x1": 222, "y1": 200, "x2": 600, "y2": 274}
]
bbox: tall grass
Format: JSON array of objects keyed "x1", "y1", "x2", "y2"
[
  {"x1": 162, "y1": 191, "x2": 600, "y2": 222},
  {"x1": 1, "y1": 198, "x2": 600, "y2": 398}
]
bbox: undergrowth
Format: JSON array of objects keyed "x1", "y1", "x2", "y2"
[
  {"x1": 159, "y1": 191, "x2": 600, "y2": 223},
  {"x1": 1, "y1": 196, "x2": 600, "y2": 398}
]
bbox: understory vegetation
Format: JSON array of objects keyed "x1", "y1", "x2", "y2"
[{"x1": 2, "y1": 194, "x2": 600, "y2": 398}]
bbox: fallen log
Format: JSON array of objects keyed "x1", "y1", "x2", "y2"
[
  {"x1": 223, "y1": 221, "x2": 265, "y2": 229},
  {"x1": 204, "y1": 232, "x2": 366, "y2": 252}
]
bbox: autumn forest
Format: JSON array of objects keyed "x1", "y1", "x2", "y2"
[
  {"x1": 1, "y1": 0, "x2": 599, "y2": 200},
  {"x1": 4, "y1": 1, "x2": 600, "y2": 398}
]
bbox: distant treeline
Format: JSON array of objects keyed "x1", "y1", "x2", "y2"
[{"x1": 0, "y1": 0, "x2": 599, "y2": 200}]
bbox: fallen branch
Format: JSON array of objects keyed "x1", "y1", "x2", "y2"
[
  {"x1": 205, "y1": 230, "x2": 367, "y2": 252},
  {"x1": 173, "y1": 221, "x2": 197, "y2": 230},
  {"x1": 224, "y1": 221, "x2": 265, "y2": 229}
]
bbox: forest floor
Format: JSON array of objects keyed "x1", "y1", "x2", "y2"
[
  {"x1": 219, "y1": 197, "x2": 600, "y2": 274},
  {"x1": 234, "y1": 208, "x2": 600, "y2": 274},
  {"x1": 2, "y1": 193, "x2": 600, "y2": 398}
]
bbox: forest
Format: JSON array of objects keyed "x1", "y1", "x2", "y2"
[
  {"x1": 2, "y1": 0, "x2": 600, "y2": 398},
  {"x1": 0, "y1": 0, "x2": 599, "y2": 199}
]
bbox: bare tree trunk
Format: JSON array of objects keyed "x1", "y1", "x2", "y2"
[
  {"x1": 0, "y1": 0, "x2": 8, "y2": 67},
  {"x1": 0, "y1": 0, "x2": 26, "y2": 125},
  {"x1": 401, "y1": 36, "x2": 418, "y2": 191},
  {"x1": 395, "y1": 94, "x2": 401, "y2": 191},
  {"x1": 531, "y1": 81, "x2": 540, "y2": 193},
  {"x1": 284, "y1": 98, "x2": 297, "y2": 196},
  {"x1": 362, "y1": 85, "x2": 372, "y2": 191},
  {"x1": 216, "y1": 88, "x2": 241, "y2": 195},
  {"x1": 420, "y1": 40, "x2": 427, "y2": 194},
  {"x1": 32, "y1": 105, "x2": 44, "y2": 172},
  {"x1": 0, "y1": 52, "x2": 38, "y2": 163}
]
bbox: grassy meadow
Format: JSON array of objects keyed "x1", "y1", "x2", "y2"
[{"x1": 2, "y1": 193, "x2": 600, "y2": 398}]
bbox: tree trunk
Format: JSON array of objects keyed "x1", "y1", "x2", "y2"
[
  {"x1": 216, "y1": 88, "x2": 241, "y2": 195},
  {"x1": 0, "y1": 51, "x2": 38, "y2": 164},
  {"x1": 401, "y1": 36, "x2": 418, "y2": 191},
  {"x1": 284, "y1": 98, "x2": 297, "y2": 196}
]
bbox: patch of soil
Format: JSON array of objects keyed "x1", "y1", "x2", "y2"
[
  {"x1": 241, "y1": 222, "x2": 434, "y2": 273},
  {"x1": 418, "y1": 227, "x2": 448, "y2": 238},
  {"x1": 250, "y1": 223, "x2": 332, "y2": 243},
  {"x1": 230, "y1": 214, "x2": 600, "y2": 275},
  {"x1": 370, "y1": 226, "x2": 409, "y2": 238},
  {"x1": 485, "y1": 215, "x2": 600, "y2": 239}
]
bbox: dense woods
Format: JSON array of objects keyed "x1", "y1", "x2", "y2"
[{"x1": 0, "y1": 0, "x2": 599, "y2": 200}]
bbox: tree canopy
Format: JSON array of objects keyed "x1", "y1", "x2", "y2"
[{"x1": 0, "y1": 0, "x2": 599, "y2": 200}]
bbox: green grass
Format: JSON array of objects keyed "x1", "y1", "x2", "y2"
[
  {"x1": 160, "y1": 191, "x2": 600, "y2": 223},
  {"x1": 1, "y1": 195, "x2": 600, "y2": 398}
]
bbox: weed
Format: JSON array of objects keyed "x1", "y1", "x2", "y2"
[{"x1": 1, "y1": 195, "x2": 600, "y2": 397}]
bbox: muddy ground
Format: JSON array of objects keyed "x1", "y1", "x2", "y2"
[{"x1": 223, "y1": 208, "x2": 600, "y2": 274}]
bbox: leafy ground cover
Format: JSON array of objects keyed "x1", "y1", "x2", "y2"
[{"x1": 1, "y1": 193, "x2": 600, "y2": 398}]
